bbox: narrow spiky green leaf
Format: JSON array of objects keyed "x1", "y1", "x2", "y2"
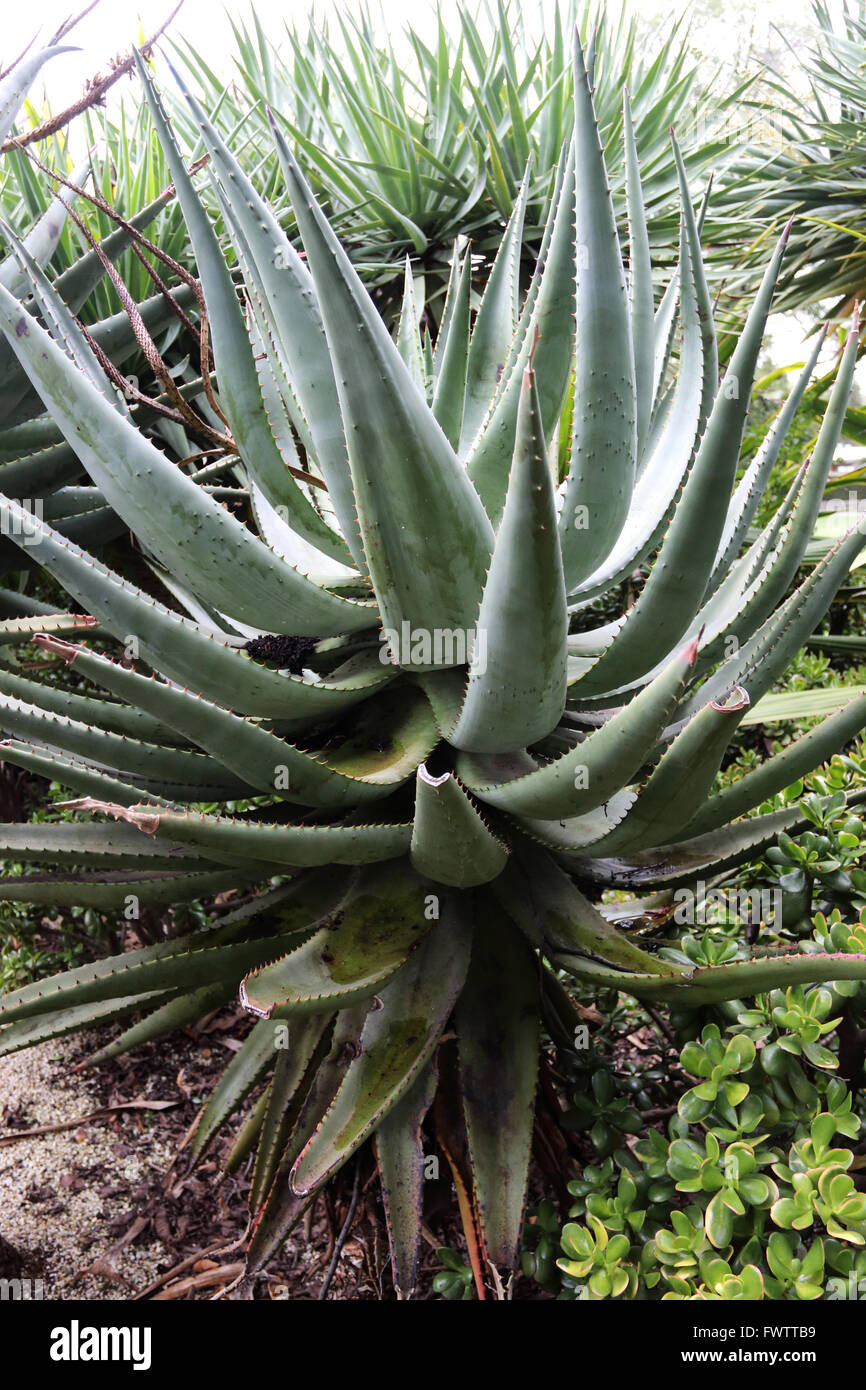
[
  {"x1": 409, "y1": 764, "x2": 509, "y2": 887},
  {"x1": 456, "y1": 912, "x2": 539, "y2": 1270},
  {"x1": 452, "y1": 362, "x2": 566, "y2": 752},
  {"x1": 558, "y1": 34, "x2": 636, "y2": 585},
  {"x1": 272, "y1": 116, "x2": 493, "y2": 661},
  {"x1": 290, "y1": 899, "x2": 473, "y2": 1194}
]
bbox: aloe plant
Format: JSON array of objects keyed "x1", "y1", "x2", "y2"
[{"x1": 0, "y1": 37, "x2": 865, "y2": 1297}]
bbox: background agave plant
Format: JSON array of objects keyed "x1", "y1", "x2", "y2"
[
  {"x1": 732, "y1": 0, "x2": 866, "y2": 316},
  {"x1": 0, "y1": 35, "x2": 864, "y2": 1297},
  {"x1": 170, "y1": 0, "x2": 749, "y2": 302}
]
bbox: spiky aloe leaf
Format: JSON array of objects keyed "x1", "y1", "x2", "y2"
[
  {"x1": 249, "y1": 1014, "x2": 333, "y2": 1214},
  {"x1": 246, "y1": 1006, "x2": 367, "y2": 1272},
  {"x1": 570, "y1": 222, "x2": 790, "y2": 697},
  {"x1": 457, "y1": 638, "x2": 696, "y2": 819},
  {"x1": 0, "y1": 289, "x2": 374, "y2": 638},
  {"x1": 563, "y1": 951, "x2": 866, "y2": 1006},
  {"x1": 0, "y1": 992, "x2": 170, "y2": 1059},
  {"x1": 559, "y1": 34, "x2": 636, "y2": 586},
  {"x1": 681, "y1": 692, "x2": 866, "y2": 838},
  {"x1": 431, "y1": 248, "x2": 471, "y2": 449},
  {"x1": 272, "y1": 117, "x2": 494, "y2": 660},
  {"x1": 623, "y1": 93, "x2": 653, "y2": 458},
  {"x1": 239, "y1": 861, "x2": 433, "y2": 1018},
  {"x1": 567, "y1": 216, "x2": 703, "y2": 605},
  {"x1": 459, "y1": 166, "x2": 529, "y2": 451},
  {"x1": 290, "y1": 898, "x2": 473, "y2": 1194},
  {"x1": 82, "y1": 983, "x2": 234, "y2": 1068},
  {"x1": 133, "y1": 51, "x2": 353, "y2": 567},
  {"x1": 375, "y1": 1062, "x2": 437, "y2": 1299},
  {"x1": 100, "y1": 804, "x2": 412, "y2": 868},
  {"x1": 456, "y1": 911, "x2": 539, "y2": 1270},
  {"x1": 466, "y1": 141, "x2": 577, "y2": 522},
  {"x1": 188, "y1": 1018, "x2": 288, "y2": 1162},
  {"x1": 451, "y1": 360, "x2": 567, "y2": 753},
  {"x1": 494, "y1": 840, "x2": 682, "y2": 977},
  {"x1": 409, "y1": 764, "x2": 509, "y2": 887},
  {"x1": 570, "y1": 791, "x2": 866, "y2": 889},
  {"x1": 0, "y1": 46, "x2": 72, "y2": 146},
  {"x1": 0, "y1": 927, "x2": 305, "y2": 1026}
]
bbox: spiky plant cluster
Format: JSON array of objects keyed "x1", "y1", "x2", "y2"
[{"x1": 0, "y1": 38, "x2": 863, "y2": 1294}]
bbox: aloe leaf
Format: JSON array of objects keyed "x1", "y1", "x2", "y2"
[
  {"x1": 396, "y1": 257, "x2": 427, "y2": 391},
  {"x1": 109, "y1": 805, "x2": 412, "y2": 868},
  {"x1": 587, "y1": 951, "x2": 866, "y2": 1006},
  {"x1": 459, "y1": 164, "x2": 529, "y2": 451},
  {"x1": 708, "y1": 329, "x2": 827, "y2": 594},
  {"x1": 246, "y1": 1008, "x2": 365, "y2": 1273},
  {"x1": 0, "y1": 868, "x2": 254, "y2": 910},
  {"x1": 29, "y1": 610, "x2": 386, "y2": 729},
  {"x1": 558, "y1": 33, "x2": 636, "y2": 586},
  {"x1": 568, "y1": 792, "x2": 866, "y2": 889},
  {"x1": 240, "y1": 861, "x2": 433, "y2": 1018},
  {"x1": 585, "y1": 688, "x2": 752, "y2": 855},
  {"x1": 0, "y1": 291, "x2": 373, "y2": 639},
  {"x1": 0, "y1": 46, "x2": 72, "y2": 146},
  {"x1": 431, "y1": 247, "x2": 471, "y2": 448},
  {"x1": 451, "y1": 361, "x2": 567, "y2": 753},
  {"x1": 493, "y1": 840, "x2": 681, "y2": 977},
  {"x1": 40, "y1": 639, "x2": 415, "y2": 810},
  {"x1": 167, "y1": 77, "x2": 363, "y2": 567},
  {"x1": 0, "y1": 612, "x2": 98, "y2": 645},
  {"x1": 466, "y1": 141, "x2": 576, "y2": 522},
  {"x1": 244, "y1": 305, "x2": 353, "y2": 566},
  {"x1": 0, "y1": 992, "x2": 169, "y2": 1060},
  {"x1": 0, "y1": 928, "x2": 306, "y2": 1026},
  {"x1": 82, "y1": 982, "x2": 234, "y2": 1067},
  {"x1": 673, "y1": 319, "x2": 861, "y2": 677},
  {"x1": 681, "y1": 691, "x2": 866, "y2": 838},
  {"x1": 1, "y1": 221, "x2": 121, "y2": 403},
  {"x1": 249, "y1": 1014, "x2": 334, "y2": 1214},
  {"x1": 0, "y1": 659, "x2": 180, "y2": 746},
  {"x1": 0, "y1": 738, "x2": 173, "y2": 807},
  {"x1": 375, "y1": 1062, "x2": 437, "y2": 1299},
  {"x1": 133, "y1": 53, "x2": 355, "y2": 563},
  {"x1": 458, "y1": 638, "x2": 696, "y2": 819},
  {"x1": 273, "y1": 116, "x2": 494, "y2": 654},
  {"x1": 456, "y1": 911, "x2": 539, "y2": 1269},
  {"x1": 0, "y1": 821, "x2": 214, "y2": 870},
  {"x1": 410, "y1": 764, "x2": 509, "y2": 887},
  {"x1": 570, "y1": 222, "x2": 790, "y2": 697},
  {"x1": 189, "y1": 1018, "x2": 286, "y2": 1161},
  {"x1": 675, "y1": 525, "x2": 866, "y2": 727},
  {"x1": 0, "y1": 693, "x2": 250, "y2": 793},
  {"x1": 0, "y1": 181, "x2": 84, "y2": 298},
  {"x1": 623, "y1": 93, "x2": 653, "y2": 458},
  {"x1": 671, "y1": 132, "x2": 717, "y2": 433},
  {"x1": 290, "y1": 898, "x2": 473, "y2": 1195},
  {"x1": 566, "y1": 219, "x2": 702, "y2": 603}
]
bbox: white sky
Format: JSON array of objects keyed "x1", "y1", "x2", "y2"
[{"x1": 2, "y1": 0, "x2": 823, "y2": 110}]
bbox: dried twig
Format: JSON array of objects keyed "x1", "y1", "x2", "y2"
[
  {"x1": 1, "y1": 3, "x2": 186, "y2": 153},
  {"x1": 317, "y1": 1160, "x2": 362, "y2": 1300},
  {"x1": 0, "y1": 1097, "x2": 178, "y2": 1144}
]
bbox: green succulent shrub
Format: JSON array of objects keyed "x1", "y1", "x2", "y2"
[
  {"x1": 524, "y1": 1013, "x2": 866, "y2": 1300},
  {"x1": 0, "y1": 36, "x2": 865, "y2": 1297}
]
